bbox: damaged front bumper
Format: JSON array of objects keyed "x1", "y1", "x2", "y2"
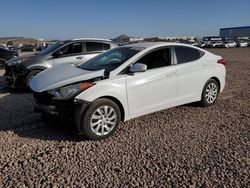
[
  {"x1": 4, "y1": 63, "x2": 28, "y2": 88},
  {"x1": 34, "y1": 103, "x2": 60, "y2": 115},
  {"x1": 33, "y1": 91, "x2": 90, "y2": 132}
]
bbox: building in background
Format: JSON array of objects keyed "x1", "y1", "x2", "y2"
[
  {"x1": 129, "y1": 37, "x2": 144, "y2": 42},
  {"x1": 157, "y1": 36, "x2": 195, "y2": 41},
  {"x1": 202, "y1": 36, "x2": 224, "y2": 41},
  {"x1": 220, "y1": 26, "x2": 250, "y2": 39}
]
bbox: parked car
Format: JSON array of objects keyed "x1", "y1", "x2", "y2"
[
  {"x1": 30, "y1": 42, "x2": 226, "y2": 140},
  {"x1": 246, "y1": 39, "x2": 250, "y2": 46},
  {"x1": 213, "y1": 41, "x2": 225, "y2": 48},
  {"x1": 20, "y1": 44, "x2": 37, "y2": 52},
  {"x1": 4, "y1": 38, "x2": 117, "y2": 88},
  {"x1": 235, "y1": 40, "x2": 248, "y2": 47},
  {"x1": 0, "y1": 48, "x2": 18, "y2": 69},
  {"x1": 223, "y1": 41, "x2": 237, "y2": 48},
  {"x1": 0, "y1": 44, "x2": 9, "y2": 50},
  {"x1": 205, "y1": 41, "x2": 224, "y2": 48},
  {"x1": 193, "y1": 41, "x2": 207, "y2": 48},
  {"x1": 36, "y1": 43, "x2": 49, "y2": 51},
  {"x1": 6, "y1": 41, "x2": 15, "y2": 51}
]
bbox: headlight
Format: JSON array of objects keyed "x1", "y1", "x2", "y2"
[
  {"x1": 7, "y1": 58, "x2": 22, "y2": 66},
  {"x1": 48, "y1": 82, "x2": 94, "y2": 100}
]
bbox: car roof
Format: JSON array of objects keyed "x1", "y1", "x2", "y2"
[
  {"x1": 70, "y1": 38, "x2": 112, "y2": 42},
  {"x1": 122, "y1": 42, "x2": 200, "y2": 49}
]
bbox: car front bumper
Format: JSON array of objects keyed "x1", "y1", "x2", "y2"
[
  {"x1": 34, "y1": 103, "x2": 60, "y2": 115},
  {"x1": 33, "y1": 91, "x2": 90, "y2": 132}
]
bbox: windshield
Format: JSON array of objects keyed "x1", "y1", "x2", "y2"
[
  {"x1": 37, "y1": 42, "x2": 65, "y2": 55},
  {"x1": 78, "y1": 47, "x2": 143, "y2": 72}
]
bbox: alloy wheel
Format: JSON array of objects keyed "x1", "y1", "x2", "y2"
[
  {"x1": 90, "y1": 105, "x2": 117, "y2": 136},
  {"x1": 205, "y1": 82, "x2": 218, "y2": 104}
]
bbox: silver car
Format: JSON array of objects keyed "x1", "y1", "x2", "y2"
[{"x1": 4, "y1": 38, "x2": 117, "y2": 88}]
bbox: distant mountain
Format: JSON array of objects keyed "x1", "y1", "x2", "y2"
[
  {"x1": 0, "y1": 37, "x2": 58, "y2": 45},
  {"x1": 114, "y1": 34, "x2": 130, "y2": 39},
  {"x1": 112, "y1": 34, "x2": 132, "y2": 44},
  {"x1": 0, "y1": 37, "x2": 25, "y2": 40}
]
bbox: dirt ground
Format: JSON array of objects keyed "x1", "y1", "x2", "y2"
[{"x1": 0, "y1": 48, "x2": 249, "y2": 187}]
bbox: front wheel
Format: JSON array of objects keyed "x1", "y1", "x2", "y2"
[
  {"x1": 199, "y1": 79, "x2": 219, "y2": 107},
  {"x1": 80, "y1": 98, "x2": 121, "y2": 140},
  {"x1": 26, "y1": 70, "x2": 41, "y2": 87}
]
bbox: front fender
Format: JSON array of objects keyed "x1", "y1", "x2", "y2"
[
  {"x1": 26, "y1": 63, "x2": 51, "y2": 71},
  {"x1": 75, "y1": 75, "x2": 130, "y2": 121}
]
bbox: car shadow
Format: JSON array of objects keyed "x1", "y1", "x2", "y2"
[
  {"x1": 181, "y1": 102, "x2": 201, "y2": 107},
  {"x1": 0, "y1": 81, "x2": 87, "y2": 142},
  {"x1": 17, "y1": 115, "x2": 87, "y2": 142}
]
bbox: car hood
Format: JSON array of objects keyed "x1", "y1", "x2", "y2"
[
  {"x1": 6, "y1": 53, "x2": 45, "y2": 66},
  {"x1": 30, "y1": 63, "x2": 104, "y2": 92},
  {"x1": 22, "y1": 53, "x2": 46, "y2": 65}
]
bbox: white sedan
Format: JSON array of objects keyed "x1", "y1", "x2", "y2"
[
  {"x1": 30, "y1": 42, "x2": 226, "y2": 140},
  {"x1": 236, "y1": 40, "x2": 248, "y2": 47},
  {"x1": 224, "y1": 41, "x2": 237, "y2": 48}
]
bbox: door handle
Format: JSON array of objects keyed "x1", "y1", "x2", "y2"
[
  {"x1": 165, "y1": 72, "x2": 176, "y2": 78},
  {"x1": 76, "y1": 56, "x2": 84, "y2": 60}
]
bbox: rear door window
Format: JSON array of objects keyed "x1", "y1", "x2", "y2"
[
  {"x1": 85, "y1": 42, "x2": 110, "y2": 53},
  {"x1": 174, "y1": 46, "x2": 204, "y2": 64},
  {"x1": 104, "y1": 43, "x2": 111, "y2": 50}
]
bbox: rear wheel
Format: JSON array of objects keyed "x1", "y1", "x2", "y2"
[
  {"x1": 0, "y1": 58, "x2": 7, "y2": 69},
  {"x1": 80, "y1": 98, "x2": 121, "y2": 140},
  {"x1": 199, "y1": 79, "x2": 219, "y2": 107},
  {"x1": 26, "y1": 70, "x2": 41, "y2": 87}
]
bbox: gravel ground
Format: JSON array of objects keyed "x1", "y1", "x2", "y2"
[{"x1": 0, "y1": 48, "x2": 249, "y2": 187}]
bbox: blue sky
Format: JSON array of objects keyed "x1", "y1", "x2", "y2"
[{"x1": 0, "y1": 0, "x2": 249, "y2": 39}]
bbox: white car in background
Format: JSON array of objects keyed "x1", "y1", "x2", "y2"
[
  {"x1": 206, "y1": 41, "x2": 224, "y2": 48},
  {"x1": 30, "y1": 42, "x2": 226, "y2": 140},
  {"x1": 236, "y1": 40, "x2": 248, "y2": 47},
  {"x1": 212, "y1": 41, "x2": 224, "y2": 48},
  {"x1": 193, "y1": 41, "x2": 207, "y2": 48},
  {"x1": 223, "y1": 41, "x2": 237, "y2": 48},
  {"x1": 246, "y1": 40, "x2": 250, "y2": 46}
]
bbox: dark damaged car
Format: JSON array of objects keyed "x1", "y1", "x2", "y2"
[{"x1": 0, "y1": 48, "x2": 18, "y2": 69}]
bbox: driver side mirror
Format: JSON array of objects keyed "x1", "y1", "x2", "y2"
[{"x1": 129, "y1": 63, "x2": 147, "y2": 73}]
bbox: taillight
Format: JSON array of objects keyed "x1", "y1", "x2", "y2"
[{"x1": 217, "y1": 58, "x2": 226, "y2": 65}]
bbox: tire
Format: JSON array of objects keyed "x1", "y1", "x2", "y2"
[
  {"x1": 199, "y1": 79, "x2": 219, "y2": 107},
  {"x1": 26, "y1": 70, "x2": 41, "y2": 87},
  {"x1": 80, "y1": 98, "x2": 121, "y2": 140},
  {"x1": 0, "y1": 58, "x2": 7, "y2": 69}
]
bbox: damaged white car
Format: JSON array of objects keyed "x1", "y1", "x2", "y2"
[{"x1": 30, "y1": 42, "x2": 226, "y2": 140}]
